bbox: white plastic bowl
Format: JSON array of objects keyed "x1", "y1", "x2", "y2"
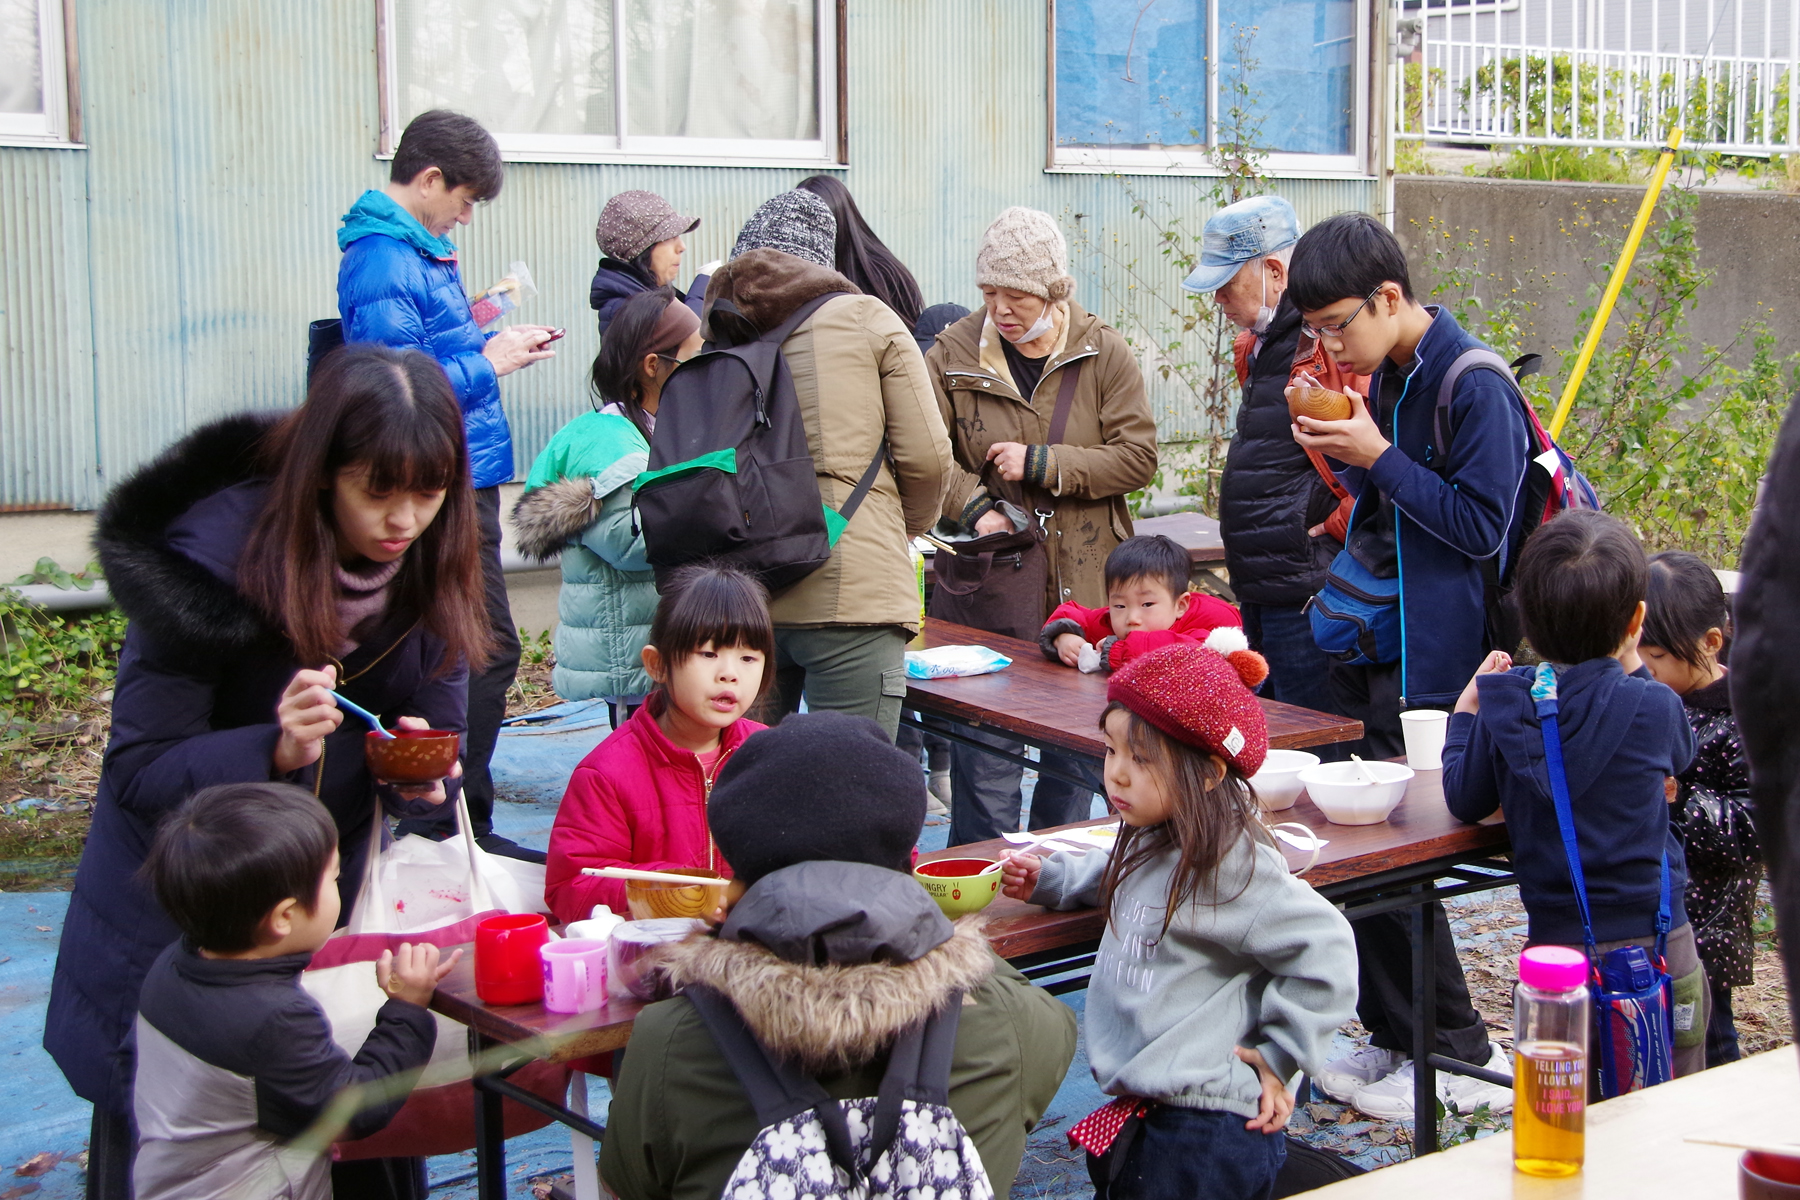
[
  {"x1": 1298, "y1": 760, "x2": 1416, "y2": 825},
  {"x1": 1250, "y1": 749, "x2": 1320, "y2": 811}
]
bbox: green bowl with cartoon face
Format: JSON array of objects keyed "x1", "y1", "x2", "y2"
[{"x1": 913, "y1": 857, "x2": 1002, "y2": 917}]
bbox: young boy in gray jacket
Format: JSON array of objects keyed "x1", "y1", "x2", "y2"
[
  {"x1": 1002, "y1": 635, "x2": 1357, "y2": 1200},
  {"x1": 132, "y1": 783, "x2": 456, "y2": 1200}
]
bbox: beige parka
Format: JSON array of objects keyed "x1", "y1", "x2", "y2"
[{"x1": 925, "y1": 302, "x2": 1159, "y2": 612}]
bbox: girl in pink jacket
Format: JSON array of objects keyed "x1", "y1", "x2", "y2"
[{"x1": 545, "y1": 565, "x2": 774, "y2": 923}]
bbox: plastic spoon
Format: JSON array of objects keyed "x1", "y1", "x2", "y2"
[{"x1": 331, "y1": 690, "x2": 395, "y2": 739}]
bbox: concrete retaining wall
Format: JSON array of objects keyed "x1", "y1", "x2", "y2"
[{"x1": 1393, "y1": 176, "x2": 1800, "y2": 365}]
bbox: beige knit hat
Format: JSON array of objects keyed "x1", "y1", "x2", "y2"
[{"x1": 976, "y1": 206, "x2": 1075, "y2": 301}]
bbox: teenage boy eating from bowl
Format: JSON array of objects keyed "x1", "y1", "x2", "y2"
[
  {"x1": 600, "y1": 711, "x2": 1077, "y2": 1200},
  {"x1": 1039, "y1": 534, "x2": 1243, "y2": 673},
  {"x1": 1284, "y1": 211, "x2": 1530, "y2": 1122}
]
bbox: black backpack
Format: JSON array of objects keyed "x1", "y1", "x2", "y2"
[{"x1": 633, "y1": 293, "x2": 888, "y2": 591}]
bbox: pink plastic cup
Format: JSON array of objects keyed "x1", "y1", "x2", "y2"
[{"x1": 539, "y1": 938, "x2": 609, "y2": 1014}]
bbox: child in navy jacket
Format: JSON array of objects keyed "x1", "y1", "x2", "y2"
[{"x1": 1444, "y1": 511, "x2": 1706, "y2": 1081}]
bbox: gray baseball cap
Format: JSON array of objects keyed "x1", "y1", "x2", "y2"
[
  {"x1": 597, "y1": 190, "x2": 700, "y2": 261},
  {"x1": 1180, "y1": 194, "x2": 1303, "y2": 295}
]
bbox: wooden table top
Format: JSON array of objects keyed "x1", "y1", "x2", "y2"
[
  {"x1": 1307, "y1": 1046, "x2": 1800, "y2": 1197},
  {"x1": 920, "y1": 766, "x2": 1509, "y2": 960},
  {"x1": 432, "y1": 949, "x2": 647, "y2": 1063},
  {"x1": 1131, "y1": 510, "x2": 1226, "y2": 565},
  {"x1": 907, "y1": 619, "x2": 1364, "y2": 756}
]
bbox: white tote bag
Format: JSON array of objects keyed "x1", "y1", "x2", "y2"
[{"x1": 302, "y1": 792, "x2": 568, "y2": 1159}]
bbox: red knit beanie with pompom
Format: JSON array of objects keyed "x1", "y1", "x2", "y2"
[{"x1": 1105, "y1": 628, "x2": 1271, "y2": 774}]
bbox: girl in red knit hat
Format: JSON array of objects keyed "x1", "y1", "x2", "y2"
[{"x1": 1001, "y1": 633, "x2": 1357, "y2": 1200}]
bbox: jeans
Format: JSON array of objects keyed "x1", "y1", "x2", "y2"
[
  {"x1": 1088, "y1": 1105, "x2": 1286, "y2": 1200},
  {"x1": 461, "y1": 486, "x2": 522, "y2": 836},
  {"x1": 947, "y1": 729, "x2": 1096, "y2": 846},
  {"x1": 1352, "y1": 904, "x2": 1493, "y2": 1065},
  {"x1": 770, "y1": 625, "x2": 909, "y2": 741},
  {"x1": 1241, "y1": 600, "x2": 1349, "y2": 762}
]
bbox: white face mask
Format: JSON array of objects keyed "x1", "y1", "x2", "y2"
[
  {"x1": 1000, "y1": 306, "x2": 1056, "y2": 345},
  {"x1": 1250, "y1": 266, "x2": 1276, "y2": 335}
]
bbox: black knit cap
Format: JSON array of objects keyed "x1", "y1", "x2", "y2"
[{"x1": 708, "y1": 712, "x2": 927, "y2": 884}]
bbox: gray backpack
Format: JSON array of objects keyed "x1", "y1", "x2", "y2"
[{"x1": 684, "y1": 985, "x2": 994, "y2": 1200}]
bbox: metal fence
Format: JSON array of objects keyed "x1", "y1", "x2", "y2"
[{"x1": 1394, "y1": 0, "x2": 1799, "y2": 155}]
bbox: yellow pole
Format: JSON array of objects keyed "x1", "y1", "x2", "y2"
[{"x1": 1546, "y1": 127, "x2": 1685, "y2": 442}]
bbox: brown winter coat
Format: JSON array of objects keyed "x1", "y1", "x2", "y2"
[
  {"x1": 704, "y1": 251, "x2": 952, "y2": 630},
  {"x1": 926, "y1": 302, "x2": 1159, "y2": 611}
]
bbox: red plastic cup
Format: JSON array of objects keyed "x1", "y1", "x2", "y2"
[{"x1": 475, "y1": 913, "x2": 549, "y2": 1005}]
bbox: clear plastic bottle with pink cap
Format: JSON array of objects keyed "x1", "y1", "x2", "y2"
[{"x1": 1513, "y1": 945, "x2": 1590, "y2": 1177}]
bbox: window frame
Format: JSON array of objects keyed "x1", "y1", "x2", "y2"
[
  {"x1": 1044, "y1": 0, "x2": 1371, "y2": 177},
  {"x1": 0, "y1": 0, "x2": 81, "y2": 148},
  {"x1": 376, "y1": 0, "x2": 846, "y2": 168}
]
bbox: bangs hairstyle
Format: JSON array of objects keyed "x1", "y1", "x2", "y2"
[
  {"x1": 1096, "y1": 703, "x2": 1263, "y2": 937},
  {"x1": 1643, "y1": 550, "x2": 1730, "y2": 671},
  {"x1": 143, "y1": 782, "x2": 338, "y2": 953},
  {"x1": 1287, "y1": 212, "x2": 1415, "y2": 315},
  {"x1": 390, "y1": 109, "x2": 504, "y2": 201},
  {"x1": 591, "y1": 286, "x2": 679, "y2": 442},
  {"x1": 1516, "y1": 509, "x2": 1648, "y2": 664},
  {"x1": 797, "y1": 175, "x2": 925, "y2": 331},
  {"x1": 649, "y1": 564, "x2": 777, "y2": 696},
  {"x1": 1104, "y1": 535, "x2": 1191, "y2": 600},
  {"x1": 241, "y1": 345, "x2": 493, "y2": 673}
]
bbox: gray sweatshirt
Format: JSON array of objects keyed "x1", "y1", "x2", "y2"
[{"x1": 1031, "y1": 831, "x2": 1357, "y2": 1119}]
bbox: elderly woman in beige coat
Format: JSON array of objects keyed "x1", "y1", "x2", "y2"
[{"x1": 925, "y1": 206, "x2": 1159, "y2": 844}]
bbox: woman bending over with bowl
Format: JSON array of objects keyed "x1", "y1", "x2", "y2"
[{"x1": 47, "y1": 345, "x2": 490, "y2": 1199}]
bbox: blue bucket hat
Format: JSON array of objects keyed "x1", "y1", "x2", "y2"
[{"x1": 1180, "y1": 195, "x2": 1303, "y2": 295}]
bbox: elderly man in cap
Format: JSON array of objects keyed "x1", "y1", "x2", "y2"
[
  {"x1": 1180, "y1": 195, "x2": 1362, "y2": 723},
  {"x1": 600, "y1": 711, "x2": 1076, "y2": 1200},
  {"x1": 590, "y1": 189, "x2": 715, "y2": 333}
]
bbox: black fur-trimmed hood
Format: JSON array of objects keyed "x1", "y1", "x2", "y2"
[{"x1": 95, "y1": 413, "x2": 283, "y2": 658}]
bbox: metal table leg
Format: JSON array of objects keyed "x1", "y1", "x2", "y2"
[
  {"x1": 1411, "y1": 887, "x2": 1439, "y2": 1155},
  {"x1": 471, "y1": 1028, "x2": 508, "y2": 1200}
]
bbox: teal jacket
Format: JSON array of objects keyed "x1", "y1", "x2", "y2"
[{"x1": 513, "y1": 411, "x2": 657, "y2": 701}]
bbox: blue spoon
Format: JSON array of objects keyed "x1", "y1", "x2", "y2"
[{"x1": 331, "y1": 690, "x2": 396, "y2": 739}]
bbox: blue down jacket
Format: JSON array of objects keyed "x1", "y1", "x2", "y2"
[
  {"x1": 44, "y1": 415, "x2": 468, "y2": 1113},
  {"x1": 337, "y1": 190, "x2": 513, "y2": 488}
]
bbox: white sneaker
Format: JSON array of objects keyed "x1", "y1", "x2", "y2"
[
  {"x1": 1352, "y1": 1042, "x2": 1514, "y2": 1120},
  {"x1": 1315, "y1": 1045, "x2": 1408, "y2": 1103}
]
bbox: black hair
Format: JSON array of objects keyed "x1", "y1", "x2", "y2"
[
  {"x1": 1515, "y1": 510, "x2": 1649, "y2": 664},
  {"x1": 648, "y1": 564, "x2": 777, "y2": 699},
  {"x1": 592, "y1": 287, "x2": 679, "y2": 441},
  {"x1": 143, "y1": 782, "x2": 338, "y2": 954},
  {"x1": 797, "y1": 175, "x2": 925, "y2": 331},
  {"x1": 1287, "y1": 212, "x2": 1415, "y2": 314},
  {"x1": 1103, "y1": 535, "x2": 1191, "y2": 600},
  {"x1": 1643, "y1": 550, "x2": 1730, "y2": 672},
  {"x1": 390, "y1": 110, "x2": 504, "y2": 201}
]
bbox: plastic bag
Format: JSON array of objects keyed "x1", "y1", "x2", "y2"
[
  {"x1": 904, "y1": 645, "x2": 1012, "y2": 679},
  {"x1": 470, "y1": 260, "x2": 537, "y2": 329}
]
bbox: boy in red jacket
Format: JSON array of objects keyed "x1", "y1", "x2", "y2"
[{"x1": 1038, "y1": 535, "x2": 1242, "y2": 673}]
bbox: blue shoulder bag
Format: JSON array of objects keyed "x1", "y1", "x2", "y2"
[
  {"x1": 1533, "y1": 663, "x2": 1675, "y2": 1098},
  {"x1": 1306, "y1": 549, "x2": 1401, "y2": 666}
]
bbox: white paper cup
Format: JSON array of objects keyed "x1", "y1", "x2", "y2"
[{"x1": 1400, "y1": 709, "x2": 1449, "y2": 770}]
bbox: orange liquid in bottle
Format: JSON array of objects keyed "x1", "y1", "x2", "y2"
[{"x1": 1514, "y1": 1041, "x2": 1585, "y2": 1177}]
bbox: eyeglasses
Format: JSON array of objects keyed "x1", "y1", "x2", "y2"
[{"x1": 1302, "y1": 287, "x2": 1384, "y2": 341}]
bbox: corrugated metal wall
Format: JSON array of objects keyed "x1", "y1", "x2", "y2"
[{"x1": 0, "y1": 0, "x2": 1375, "y2": 509}]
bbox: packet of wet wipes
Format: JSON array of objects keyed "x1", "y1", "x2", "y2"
[{"x1": 904, "y1": 645, "x2": 1012, "y2": 679}]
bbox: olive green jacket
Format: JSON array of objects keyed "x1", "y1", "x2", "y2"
[
  {"x1": 925, "y1": 302, "x2": 1159, "y2": 611},
  {"x1": 599, "y1": 921, "x2": 1077, "y2": 1200}
]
